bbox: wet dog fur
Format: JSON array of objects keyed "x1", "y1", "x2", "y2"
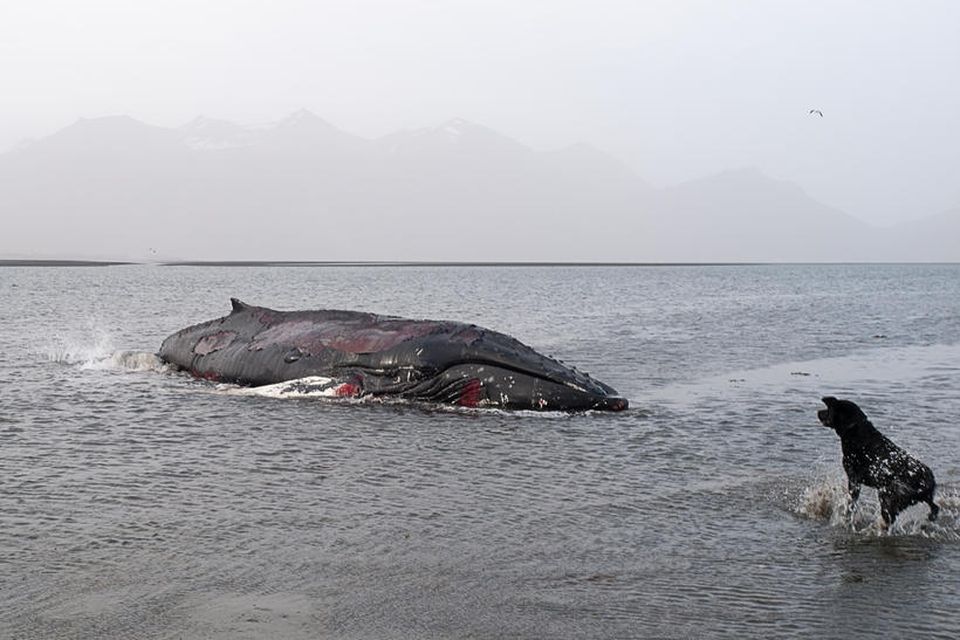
[{"x1": 818, "y1": 396, "x2": 938, "y2": 528}]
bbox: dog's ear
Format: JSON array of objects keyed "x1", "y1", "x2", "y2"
[{"x1": 821, "y1": 396, "x2": 838, "y2": 406}]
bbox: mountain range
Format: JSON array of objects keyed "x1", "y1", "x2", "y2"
[{"x1": 0, "y1": 111, "x2": 955, "y2": 262}]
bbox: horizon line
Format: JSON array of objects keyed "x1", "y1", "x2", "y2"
[{"x1": 2, "y1": 259, "x2": 958, "y2": 268}]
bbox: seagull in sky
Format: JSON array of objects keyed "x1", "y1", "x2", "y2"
[{"x1": 809, "y1": 109, "x2": 823, "y2": 117}]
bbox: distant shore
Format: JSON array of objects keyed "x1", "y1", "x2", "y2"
[
  {"x1": 0, "y1": 259, "x2": 132, "y2": 267},
  {"x1": 157, "y1": 260, "x2": 756, "y2": 267},
  {"x1": 0, "y1": 259, "x2": 756, "y2": 267},
  {"x1": 2, "y1": 259, "x2": 950, "y2": 268}
]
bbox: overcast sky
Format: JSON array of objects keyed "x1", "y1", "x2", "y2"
[{"x1": 2, "y1": 0, "x2": 958, "y2": 225}]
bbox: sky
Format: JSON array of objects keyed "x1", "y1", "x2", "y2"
[{"x1": 1, "y1": 0, "x2": 958, "y2": 225}]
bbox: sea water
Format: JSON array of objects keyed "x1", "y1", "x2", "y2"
[{"x1": 1, "y1": 264, "x2": 959, "y2": 639}]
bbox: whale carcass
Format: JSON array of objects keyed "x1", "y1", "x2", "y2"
[{"x1": 158, "y1": 299, "x2": 628, "y2": 411}]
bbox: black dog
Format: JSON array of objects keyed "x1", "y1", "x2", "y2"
[{"x1": 818, "y1": 396, "x2": 938, "y2": 527}]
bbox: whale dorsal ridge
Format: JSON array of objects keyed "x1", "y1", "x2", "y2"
[{"x1": 230, "y1": 298, "x2": 251, "y2": 313}]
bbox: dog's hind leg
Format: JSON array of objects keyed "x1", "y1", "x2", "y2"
[
  {"x1": 878, "y1": 492, "x2": 900, "y2": 530},
  {"x1": 879, "y1": 507, "x2": 895, "y2": 530}
]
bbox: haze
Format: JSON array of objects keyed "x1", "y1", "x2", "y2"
[{"x1": 1, "y1": 0, "x2": 959, "y2": 261}]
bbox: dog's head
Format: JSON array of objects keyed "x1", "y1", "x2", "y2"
[{"x1": 818, "y1": 396, "x2": 869, "y2": 434}]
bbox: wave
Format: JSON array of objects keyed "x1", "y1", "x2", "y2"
[
  {"x1": 44, "y1": 332, "x2": 167, "y2": 372},
  {"x1": 53, "y1": 348, "x2": 167, "y2": 372}
]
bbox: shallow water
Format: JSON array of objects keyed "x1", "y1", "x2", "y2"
[{"x1": 2, "y1": 264, "x2": 959, "y2": 639}]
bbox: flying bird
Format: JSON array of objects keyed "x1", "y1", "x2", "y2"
[{"x1": 809, "y1": 109, "x2": 823, "y2": 117}]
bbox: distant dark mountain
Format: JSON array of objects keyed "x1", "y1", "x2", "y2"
[
  {"x1": 642, "y1": 168, "x2": 878, "y2": 262},
  {"x1": 179, "y1": 116, "x2": 263, "y2": 150},
  {"x1": 1, "y1": 112, "x2": 948, "y2": 261},
  {"x1": 883, "y1": 206, "x2": 960, "y2": 262},
  {"x1": 378, "y1": 118, "x2": 529, "y2": 157},
  {"x1": 0, "y1": 117, "x2": 193, "y2": 257},
  {"x1": 259, "y1": 109, "x2": 371, "y2": 154}
]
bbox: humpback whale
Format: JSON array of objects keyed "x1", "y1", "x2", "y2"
[{"x1": 158, "y1": 299, "x2": 628, "y2": 412}]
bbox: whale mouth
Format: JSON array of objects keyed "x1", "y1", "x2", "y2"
[
  {"x1": 393, "y1": 362, "x2": 628, "y2": 411},
  {"x1": 591, "y1": 396, "x2": 629, "y2": 411}
]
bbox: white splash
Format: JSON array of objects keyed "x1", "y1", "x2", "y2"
[
  {"x1": 796, "y1": 478, "x2": 960, "y2": 540},
  {"x1": 43, "y1": 326, "x2": 167, "y2": 372},
  {"x1": 216, "y1": 376, "x2": 346, "y2": 399},
  {"x1": 103, "y1": 351, "x2": 168, "y2": 372},
  {"x1": 45, "y1": 330, "x2": 116, "y2": 367},
  {"x1": 797, "y1": 478, "x2": 858, "y2": 528},
  {"x1": 48, "y1": 343, "x2": 168, "y2": 372}
]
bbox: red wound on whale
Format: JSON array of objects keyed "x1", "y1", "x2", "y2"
[
  {"x1": 334, "y1": 383, "x2": 361, "y2": 397},
  {"x1": 192, "y1": 369, "x2": 221, "y2": 382},
  {"x1": 459, "y1": 379, "x2": 482, "y2": 408}
]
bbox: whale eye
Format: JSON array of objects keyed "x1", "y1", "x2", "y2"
[{"x1": 283, "y1": 348, "x2": 303, "y2": 363}]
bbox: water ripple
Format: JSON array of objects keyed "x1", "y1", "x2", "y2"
[{"x1": 2, "y1": 265, "x2": 960, "y2": 639}]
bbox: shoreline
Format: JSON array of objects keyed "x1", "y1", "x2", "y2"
[
  {"x1": 2, "y1": 259, "x2": 955, "y2": 268},
  {"x1": 0, "y1": 259, "x2": 133, "y2": 267}
]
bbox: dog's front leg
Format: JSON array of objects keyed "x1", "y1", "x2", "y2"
[
  {"x1": 848, "y1": 479, "x2": 861, "y2": 505},
  {"x1": 844, "y1": 479, "x2": 862, "y2": 525},
  {"x1": 847, "y1": 478, "x2": 860, "y2": 511}
]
